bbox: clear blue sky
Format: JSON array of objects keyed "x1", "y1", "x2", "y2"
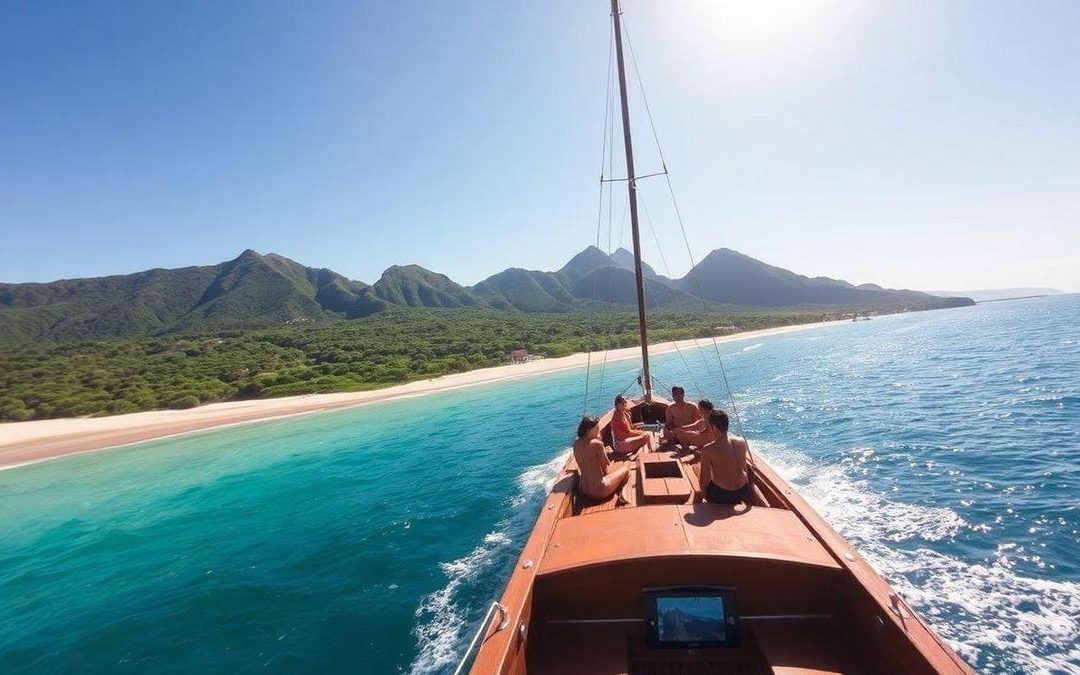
[{"x1": 2, "y1": 1, "x2": 1078, "y2": 292}]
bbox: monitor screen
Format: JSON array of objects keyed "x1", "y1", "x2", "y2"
[
  {"x1": 656, "y1": 596, "x2": 727, "y2": 643},
  {"x1": 644, "y1": 588, "x2": 739, "y2": 648}
]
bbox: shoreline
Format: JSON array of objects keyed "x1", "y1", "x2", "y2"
[{"x1": 0, "y1": 318, "x2": 848, "y2": 470}]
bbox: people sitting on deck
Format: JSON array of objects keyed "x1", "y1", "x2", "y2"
[
  {"x1": 611, "y1": 395, "x2": 656, "y2": 456},
  {"x1": 698, "y1": 410, "x2": 752, "y2": 505},
  {"x1": 671, "y1": 399, "x2": 717, "y2": 448},
  {"x1": 664, "y1": 386, "x2": 700, "y2": 438},
  {"x1": 573, "y1": 416, "x2": 630, "y2": 505}
]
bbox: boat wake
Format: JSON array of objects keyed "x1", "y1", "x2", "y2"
[
  {"x1": 740, "y1": 342, "x2": 764, "y2": 352},
  {"x1": 757, "y1": 441, "x2": 1080, "y2": 673},
  {"x1": 409, "y1": 451, "x2": 569, "y2": 674},
  {"x1": 410, "y1": 439, "x2": 1078, "y2": 673}
]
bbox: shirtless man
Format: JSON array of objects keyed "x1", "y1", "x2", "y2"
[
  {"x1": 698, "y1": 410, "x2": 752, "y2": 505},
  {"x1": 573, "y1": 416, "x2": 630, "y2": 504},
  {"x1": 672, "y1": 399, "x2": 717, "y2": 448},
  {"x1": 664, "y1": 386, "x2": 702, "y2": 444}
]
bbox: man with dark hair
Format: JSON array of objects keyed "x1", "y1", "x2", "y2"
[
  {"x1": 698, "y1": 410, "x2": 752, "y2": 505},
  {"x1": 671, "y1": 399, "x2": 717, "y2": 448},
  {"x1": 664, "y1": 386, "x2": 701, "y2": 440}
]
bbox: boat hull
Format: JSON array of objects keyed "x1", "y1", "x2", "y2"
[{"x1": 465, "y1": 402, "x2": 972, "y2": 674}]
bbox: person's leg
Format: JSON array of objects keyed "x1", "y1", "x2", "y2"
[
  {"x1": 676, "y1": 429, "x2": 702, "y2": 448},
  {"x1": 603, "y1": 466, "x2": 631, "y2": 505},
  {"x1": 597, "y1": 466, "x2": 630, "y2": 498},
  {"x1": 614, "y1": 434, "x2": 648, "y2": 455}
]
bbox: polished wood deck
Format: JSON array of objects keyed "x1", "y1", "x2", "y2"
[
  {"x1": 468, "y1": 400, "x2": 973, "y2": 675},
  {"x1": 542, "y1": 504, "x2": 842, "y2": 575}
]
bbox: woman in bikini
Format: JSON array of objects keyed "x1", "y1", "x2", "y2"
[
  {"x1": 610, "y1": 395, "x2": 656, "y2": 456},
  {"x1": 573, "y1": 416, "x2": 630, "y2": 504}
]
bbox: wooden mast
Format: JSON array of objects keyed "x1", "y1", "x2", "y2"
[{"x1": 610, "y1": 0, "x2": 652, "y2": 400}]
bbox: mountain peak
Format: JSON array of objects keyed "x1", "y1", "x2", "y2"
[
  {"x1": 372, "y1": 264, "x2": 482, "y2": 308},
  {"x1": 558, "y1": 246, "x2": 615, "y2": 280},
  {"x1": 610, "y1": 247, "x2": 658, "y2": 277}
]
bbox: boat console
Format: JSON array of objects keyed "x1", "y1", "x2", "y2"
[
  {"x1": 525, "y1": 504, "x2": 857, "y2": 673},
  {"x1": 530, "y1": 582, "x2": 857, "y2": 674}
]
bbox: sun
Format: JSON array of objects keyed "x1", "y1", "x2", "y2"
[{"x1": 662, "y1": 0, "x2": 857, "y2": 72}]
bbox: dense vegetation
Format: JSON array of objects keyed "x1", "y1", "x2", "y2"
[{"x1": 0, "y1": 307, "x2": 842, "y2": 421}]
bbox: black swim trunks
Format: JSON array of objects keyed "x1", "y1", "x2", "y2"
[{"x1": 705, "y1": 481, "x2": 750, "y2": 505}]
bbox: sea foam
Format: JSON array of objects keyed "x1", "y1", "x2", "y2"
[
  {"x1": 409, "y1": 452, "x2": 568, "y2": 674},
  {"x1": 758, "y1": 441, "x2": 1080, "y2": 673}
]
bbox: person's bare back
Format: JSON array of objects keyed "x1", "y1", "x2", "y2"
[
  {"x1": 701, "y1": 433, "x2": 749, "y2": 491},
  {"x1": 573, "y1": 417, "x2": 630, "y2": 502},
  {"x1": 696, "y1": 410, "x2": 752, "y2": 505},
  {"x1": 572, "y1": 436, "x2": 608, "y2": 497}
]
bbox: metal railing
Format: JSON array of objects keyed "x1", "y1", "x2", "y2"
[{"x1": 452, "y1": 601, "x2": 509, "y2": 675}]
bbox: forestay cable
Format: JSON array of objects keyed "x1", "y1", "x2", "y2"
[
  {"x1": 584, "y1": 20, "x2": 617, "y2": 416},
  {"x1": 621, "y1": 13, "x2": 754, "y2": 443}
]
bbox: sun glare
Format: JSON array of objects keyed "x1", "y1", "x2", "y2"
[{"x1": 664, "y1": 0, "x2": 857, "y2": 74}]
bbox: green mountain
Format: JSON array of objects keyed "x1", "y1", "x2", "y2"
[
  {"x1": 610, "y1": 247, "x2": 659, "y2": 278},
  {"x1": 369, "y1": 265, "x2": 483, "y2": 308},
  {"x1": 474, "y1": 245, "x2": 677, "y2": 311},
  {"x1": 470, "y1": 268, "x2": 576, "y2": 312},
  {"x1": 0, "y1": 250, "x2": 378, "y2": 343},
  {"x1": 568, "y1": 266, "x2": 698, "y2": 307},
  {"x1": 558, "y1": 245, "x2": 616, "y2": 280},
  {"x1": 0, "y1": 246, "x2": 973, "y2": 345},
  {"x1": 677, "y1": 248, "x2": 973, "y2": 309}
]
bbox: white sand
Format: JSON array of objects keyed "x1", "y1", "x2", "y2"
[{"x1": 0, "y1": 319, "x2": 846, "y2": 469}]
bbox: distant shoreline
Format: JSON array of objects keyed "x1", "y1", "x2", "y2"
[
  {"x1": 0, "y1": 319, "x2": 850, "y2": 471},
  {"x1": 976, "y1": 294, "x2": 1052, "y2": 303}
]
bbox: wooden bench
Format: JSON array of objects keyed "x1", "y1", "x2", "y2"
[{"x1": 751, "y1": 620, "x2": 863, "y2": 674}]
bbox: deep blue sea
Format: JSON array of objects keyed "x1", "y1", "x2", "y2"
[{"x1": 1, "y1": 295, "x2": 1078, "y2": 674}]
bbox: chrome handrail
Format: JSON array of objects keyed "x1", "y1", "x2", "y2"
[{"x1": 452, "y1": 601, "x2": 509, "y2": 675}]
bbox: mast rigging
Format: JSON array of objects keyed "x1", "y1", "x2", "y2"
[{"x1": 610, "y1": 0, "x2": 652, "y2": 400}]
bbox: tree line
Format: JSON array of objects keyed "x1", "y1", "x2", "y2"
[{"x1": 0, "y1": 307, "x2": 840, "y2": 421}]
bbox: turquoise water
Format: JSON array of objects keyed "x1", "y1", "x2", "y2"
[{"x1": 1, "y1": 296, "x2": 1078, "y2": 673}]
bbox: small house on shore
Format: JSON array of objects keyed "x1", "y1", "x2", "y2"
[{"x1": 509, "y1": 349, "x2": 529, "y2": 364}]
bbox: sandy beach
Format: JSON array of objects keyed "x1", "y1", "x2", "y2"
[{"x1": 0, "y1": 319, "x2": 847, "y2": 470}]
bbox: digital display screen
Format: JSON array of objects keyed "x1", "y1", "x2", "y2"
[{"x1": 655, "y1": 595, "x2": 727, "y2": 644}]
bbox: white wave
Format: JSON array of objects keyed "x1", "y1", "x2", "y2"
[
  {"x1": 409, "y1": 451, "x2": 569, "y2": 675},
  {"x1": 741, "y1": 342, "x2": 763, "y2": 352},
  {"x1": 756, "y1": 441, "x2": 1080, "y2": 673}
]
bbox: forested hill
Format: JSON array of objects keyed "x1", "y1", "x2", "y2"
[{"x1": 0, "y1": 247, "x2": 973, "y2": 344}]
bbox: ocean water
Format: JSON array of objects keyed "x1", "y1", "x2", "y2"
[{"x1": 1, "y1": 295, "x2": 1078, "y2": 674}]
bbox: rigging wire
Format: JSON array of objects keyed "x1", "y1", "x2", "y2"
[
  {"x1": 592, "y1": 190, "x2": 629, "y2": 413},
  {"x1": 584, "y1": 20, "x2": 616, "y2": 417},
  {"x1": 621, "y1": 13, "x2": 754, "y2": 444},
  {"x1": 644, "y1": 196, "x2": 727, "y2": 392},
  {"x1": 639, "y1": 195, "x2": 707, "y2": 400},
  {"x1": 596, "y1": 27, "x2": 620, "y2": 412}
]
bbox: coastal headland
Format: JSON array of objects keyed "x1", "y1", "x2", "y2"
[{"x1": 0, "y1": 319, "x2": 845, "y2": 470}]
